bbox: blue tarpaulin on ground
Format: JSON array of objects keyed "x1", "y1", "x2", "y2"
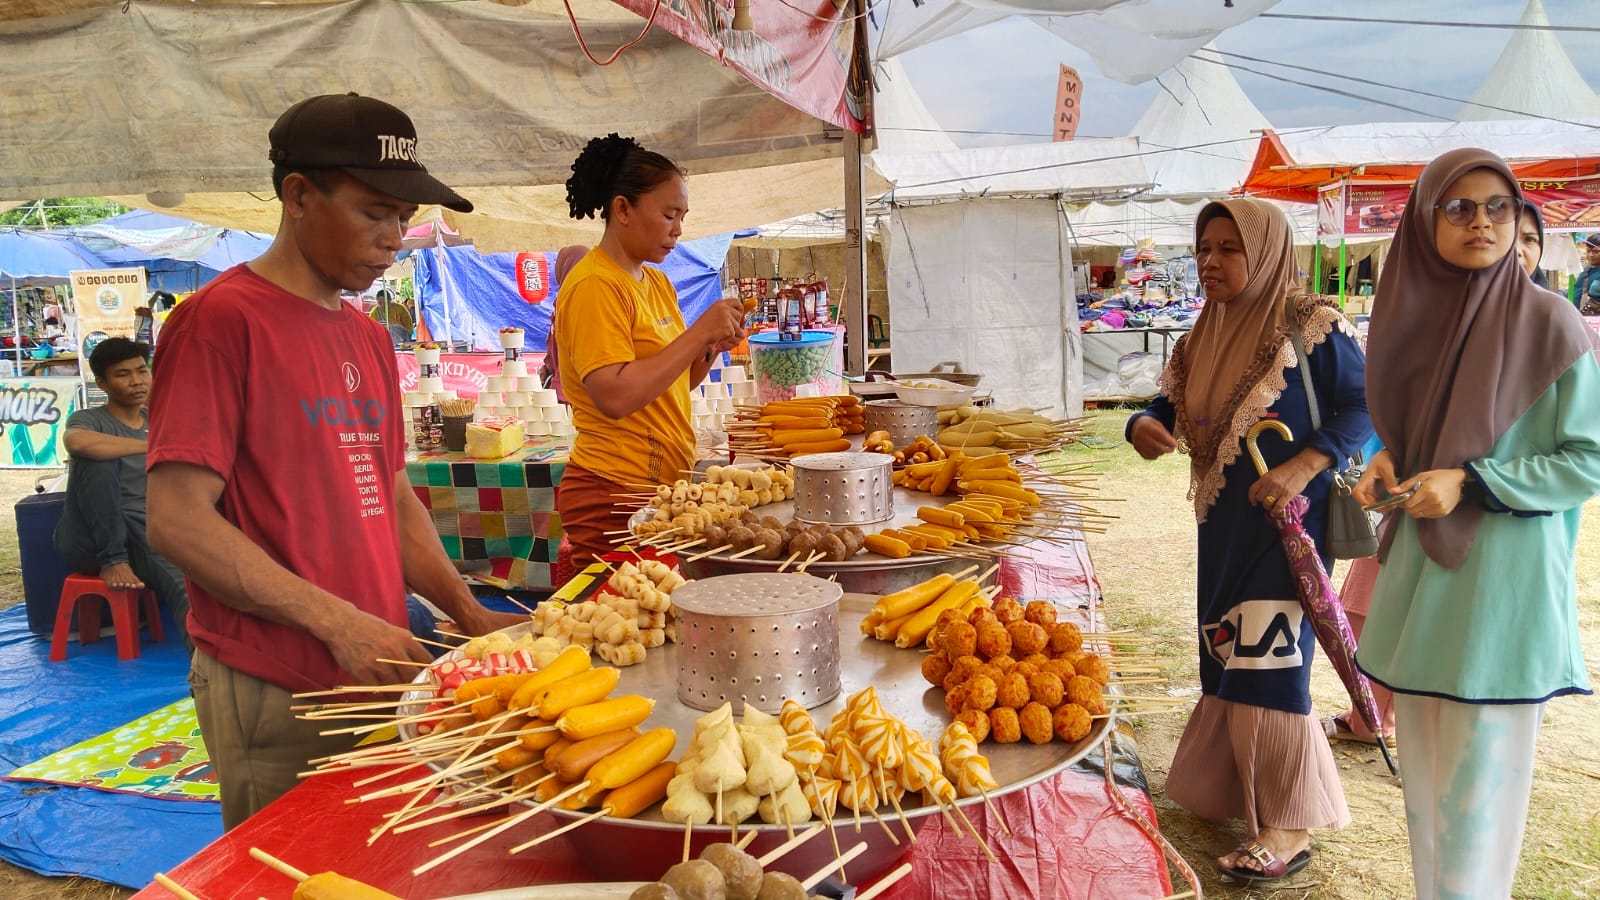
[
  {"x1": 0, "y1": 603, "x2": 216, "y2": 888},
  {"x1": 413, "y1": 234, "x2": 736, "y2": 352}
]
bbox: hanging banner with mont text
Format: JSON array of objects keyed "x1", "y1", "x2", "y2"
[
  {"x1": 70, "y1": 267, "x2": 145, "y2": 381},
  {"x1": 1053, "y1": 65, "x2": 1083, "y2": 142}
]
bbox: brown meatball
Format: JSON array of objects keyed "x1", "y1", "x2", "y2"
[
  {"x1": 944, "y1": 683, "x2": 971, "y2": 717},
  {"x1": 942, "y1": 670, "x2": 967, "y2": 693},
  {"x1": 1019, "y1": 702, "x2": 1054, "y2": 744},
  {"x1": 660, "y1": 860, "x2": 727, "y2": 900},
  {"x1": 739, "y1": 510, "x2": 760, "y2": 527},
  {"x1": 968, "y1": 608, "x2": 999, "y2": 629},
  {"x1": 996, "y1": 672, "x2": 1031, "y2": 709},
  {"x1": 786, "y1": 531, "x2": 819, "y2": 561},
  {"x1": 753, "y1": 529, "x2": 785, "y2": 560},
  {"x1": 726, "y1": 526, "x2": 757, "y2": 552},
  {"x1": 987, "y1": 654, "x2": 1018, "y2": 672},
  {"x1": 992, "y1": 596, "x2": 1025, "y2": 625},
  {"x1": 1048, "y1": 621, "x2": 1084, "y2": 656},
  {"x1": 922, "y1": 653, "x2": 953, "y2": 687},
  {"x1": 701, "y1": 843, "x2": 762, "y2": 900},
  {"x1": 1006, "y1": 620, "x2": 1049, "y2": 656},
  {"x1": 1074, "y1": 652, "x2": 1111, "y2": 686},
  {"x1": 974, "y1": 624, "x2": 1012, "y2": 659},
  {"x1": 1041, "y1": 659, "x2": 1076, "y2": 683},
  {"x1": 783, "y1": 518, "x2": 807, "y2": 536},
  {"x1": 1065, "y1": 675, "x2": 1103, "y2": 709},
  {"x1": 955, "y1": 708, "x2": 991, "y2": 743},
  {"x1": 1052, "y1": 703, "x2": 1093, "y2": 743},
  {"x1": 754, "y1": 872, "x2": 808, "y2": 900},
  {"x1": 988, "y1": 706, "x2": 1021, "y2": 744},
  {"x1": 944, "y1": 621, "x2": 979, "y2": 658},
  {"x1": 839, "y1": 527, "x2": 867, "y2": 554},
  {"x1": 1026, "y1": 672, "x2": 1065, "y2": 708},
  {"x1": 1023, "y1": 600, "x2": 1059, "y2": 627},
  {"x1": 759, "y1": 515, "x2": 786, "y2": 532},
  {"x1": 964, "y1": 675, "x2": 998, "y2": 711},
  {"x1": 818, "y1": 533, "x2": 850, "y2": 562},
  {"x1": 630, "y1": 885, "x2": 681, "y2": 900}
]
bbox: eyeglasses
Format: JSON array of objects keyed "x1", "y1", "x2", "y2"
[{"x1": 1434, "y1": 195, "x2": 1516, "y2": 227}]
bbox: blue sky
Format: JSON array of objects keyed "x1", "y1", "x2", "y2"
[{"x1": 893, "y1": 0, "x2": 1600, "y2": 145}]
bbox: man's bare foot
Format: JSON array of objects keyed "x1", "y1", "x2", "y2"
[
  {"x1": 100, "y1": 562, "x2": 145, "y2": 591},
  {"x1": 1219, "y1": 826, "x2": 1310, "y2": 873}
]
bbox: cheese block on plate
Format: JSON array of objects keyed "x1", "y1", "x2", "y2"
[{"x1": 466, "y1": 416, "x2": 525, "y2": 459}]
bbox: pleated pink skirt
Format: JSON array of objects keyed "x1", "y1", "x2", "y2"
[{"x1": 1165, "y1": 696, "x2": 1351, "y2": 836}]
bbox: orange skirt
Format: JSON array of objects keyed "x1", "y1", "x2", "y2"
[{"x1": 555, "y1": 463, "x2": 635, "y2": 565}]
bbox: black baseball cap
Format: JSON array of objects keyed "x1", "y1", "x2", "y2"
[
  {"x1": 1585, "y1": 234, "x2": 1600, "y2": 250},
  {"x1": 268, "y1": 93, "x2": 473, "y2": 213}
]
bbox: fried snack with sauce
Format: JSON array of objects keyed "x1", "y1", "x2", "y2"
[
  {"x1": 921, "y1": 653, "x2": 954, "y2": 687},
  {"x1": 1019, "y1": 702, "x2": 1054, "y2": 745},
  {"x1": 968, "y1": 607, "x2": 1000, "y2": 629},
  {"x1": 964, "y1": 674, "x2": 999, "y2": 712},
  {"x1": 1052, "y1": 703, "x2": 1093, "y2": 743},
  {"x1": 1006, "y1": 620, "x2": 1049, "y2": 656},
  {"x1": 1040, "y1": 659, "x2": 1076, "y2": 683},
  {"x1": 944, "y1": 621, "x2": 979, "y2": 658},
  {"x1": 974, "y1": 624, "x2": 1012, "y2": 659},
  {"x1": 995, "y1": 672, "x2": 1031, "y2": 709},
  {"x1": 949, "y1": 655, "x2": 984, "y2": 683},
  {"x1": 1048, "y1": 621, "x2": 1084, "y2": 656},
  {"x1": 944, "y1": 683, "x2": 971, "y2": 718},
  {"x1": 1011, "y1": 662, "x2": 1040, "y2": 680},
  {"x1": 992, "y1": 596, "x2": 1026, "y2": 625},
  {"x1": 1072, "y1": 652, "x2": 1111, "y2": 686},
  {"x1": 1026, "y1": 671, "x2": 1065, "y2": 708},
  {"x1": 988, "y1": 706, "x2": 1021, "y2": 744},
  {"x1": 1023, "y1": 600, "x2": 1058, "y2": 627},
  {"x1": 988, "y1": 654, "x2": 1018, "y2": 673}
]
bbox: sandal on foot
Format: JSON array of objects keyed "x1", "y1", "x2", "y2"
[
  {"x1": 1216, "y1": 842, "x2": 1312, "y2": 885},
  {"x1": 1323, "y1": 712, "x2": 1391, "y2": 747}
]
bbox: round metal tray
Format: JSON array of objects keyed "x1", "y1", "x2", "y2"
[{"x1": 400, "y1": 593, "x2": 1110, "y2": 884}]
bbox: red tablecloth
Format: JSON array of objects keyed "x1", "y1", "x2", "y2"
[{"x1": 132, "y1": 535, "x2": 1177, "y2": 900}]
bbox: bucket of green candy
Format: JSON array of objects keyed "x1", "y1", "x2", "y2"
[{"x1": 747, "y1": 330, "x2": 840, "y2": 402}]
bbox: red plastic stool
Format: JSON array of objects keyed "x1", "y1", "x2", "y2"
[{"x1": 49, "y1": 572, "x2": 164, "y2": 662}]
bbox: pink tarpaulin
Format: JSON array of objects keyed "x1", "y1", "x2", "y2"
[{"x1": 395, "y1": 352, "x2": 543, "y2": 398}]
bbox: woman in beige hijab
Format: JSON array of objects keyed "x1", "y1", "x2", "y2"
[{"x1": 1128, "y1": 198, "x2": 1372, "y2": 884}]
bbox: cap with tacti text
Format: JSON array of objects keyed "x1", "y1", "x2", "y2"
[{"x1": 268, "y1": 92, "x2": 472, "y2": 213}]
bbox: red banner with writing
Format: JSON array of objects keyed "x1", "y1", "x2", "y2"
[
  {"x1": 1053, "y1": 64, "x2": 1082, "y2": 142},
  {"x1": 1323, "y1": 176, "x2": 1600, "y2": 237}
]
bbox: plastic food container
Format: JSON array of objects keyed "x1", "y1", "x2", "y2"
[
  {"x1": 893, "y1": 377, "x2": 977, "y2": 408},
  {"x1": 747, "y1": 330, "x2": 839, "y2": 403}
]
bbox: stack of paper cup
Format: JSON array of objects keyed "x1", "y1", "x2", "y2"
[
  {"x1": 518, "y1": 376, "x2": 544, "y2": 392},
  {"x1": 502, "y1": 358, "x2": 528, "y2": 380},
  {"x1": 531, "y1": 389, "x2": 559, "y2": 408}
]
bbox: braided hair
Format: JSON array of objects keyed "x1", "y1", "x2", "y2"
[{"x1": 565, "y1": 134, "x2": 685, "y2": 221}]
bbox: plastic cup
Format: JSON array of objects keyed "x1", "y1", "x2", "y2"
[{"x1": 442, "y1": 416, "x2": 471, "y2": 451}]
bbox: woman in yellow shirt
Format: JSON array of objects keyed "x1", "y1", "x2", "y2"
[{"x1": 555, "y1": 134, "x2": 745, "y2": 564}]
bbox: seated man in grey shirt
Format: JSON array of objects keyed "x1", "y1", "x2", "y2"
[{"x1": 53, "y1": 338, "x2": 190, "y2": 649}]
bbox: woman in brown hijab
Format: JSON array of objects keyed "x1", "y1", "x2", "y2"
[
  {"x1": 1127, "y1": 198, "x2": 1372, "y2": 884},
  {"x1": 1353, "y1": 148, "x2": 1600, "y2": 898}
]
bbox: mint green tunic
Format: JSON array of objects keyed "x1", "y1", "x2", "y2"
[{"x1": 1358, "y1": 353, "x2": 1600, "y2": 703}]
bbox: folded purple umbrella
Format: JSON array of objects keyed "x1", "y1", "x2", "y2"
[{"x1": 1248, "y1": 421, "x2": 1398, "y2": 776}]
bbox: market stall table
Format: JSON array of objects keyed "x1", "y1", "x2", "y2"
[
  {"x1": 406, "y1": 436, "x2": 570, "y2": 592},
  {"x1": 127, "y1": 534, "x2": 1178, "y2": 900}
]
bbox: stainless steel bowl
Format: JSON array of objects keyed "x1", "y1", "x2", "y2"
[
  {"x1": 863, "y1": 400, "x2": 940, "y2": 447},
  {"x1": 790, "y1": 452, "x2": 894, "y2": 526},
  {"x1": 670, "y1": 573, "x2": 842, "y2": 714}
]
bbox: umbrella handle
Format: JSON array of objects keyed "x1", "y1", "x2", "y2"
[{"x1": 1245, "y1": 420, "x2": 1294, "y2": 477}]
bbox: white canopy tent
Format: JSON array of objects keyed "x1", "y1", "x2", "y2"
[
  {"x1": 1459, "y1": 0, "x2": 1600, "y2": 122},
  {"x1": 1133, "y1": 44, "x2": 1271, "y2": 199}
]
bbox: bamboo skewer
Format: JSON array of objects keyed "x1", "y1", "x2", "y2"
[
  {"x1": 249, "y1": 848, "x2": 309, "y2": 882},
  {"x1": 735, "y1": 828, "x2": 761, "y2": 851},
  {"x1": 394, "y1": 773, "x2": 554, "y2": 833},
  {"x1": 414, "y1": 781, "x2": 591, "y2": 875},
  {"x1": 508, "y1": 805, "x2": 612, "y2": 854},
  {"x1": 685, "y1": 543, "x2": 735, "y2": 563},
  {"x1": 776, "y1": 551, "x2": 803, "y2": 573},
  {"x1": 756, "y1": 822, "x2": 826, "y2": 867},
  {"x1": 975, "y1": 787, "x2": 1010, "y2": 837},
  {"x1": 151, "y1": 873, "x2": 202, "y2": 900},
  {"x1": 855, "y1": 862, "x2": 915, "y2": 900},
  {"x1": 801, "y1": 841, "x2": 869, "y2": 891},
  {"x1": 317, "y1": 697, "x2": 480, "y2": 737}
]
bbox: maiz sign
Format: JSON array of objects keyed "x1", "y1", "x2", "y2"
[{"x1": 0, "y1": 376, "x2": 80, "y2": 467}]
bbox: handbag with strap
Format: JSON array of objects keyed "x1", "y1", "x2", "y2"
[{"x1": 1286, "y1": 296, "x2": 1379, "y2": 559}]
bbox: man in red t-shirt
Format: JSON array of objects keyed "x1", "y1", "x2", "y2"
[{"x1": 147, "y1": 93, "x2": 525, "y2": 829}]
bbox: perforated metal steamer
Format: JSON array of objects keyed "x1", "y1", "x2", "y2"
[
  {"x1": 669, "y1": 573, "x2": 841, "y2": 714},
  {"x1": 789, "y1": 451, "x2": 894, "y2": 526}
]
